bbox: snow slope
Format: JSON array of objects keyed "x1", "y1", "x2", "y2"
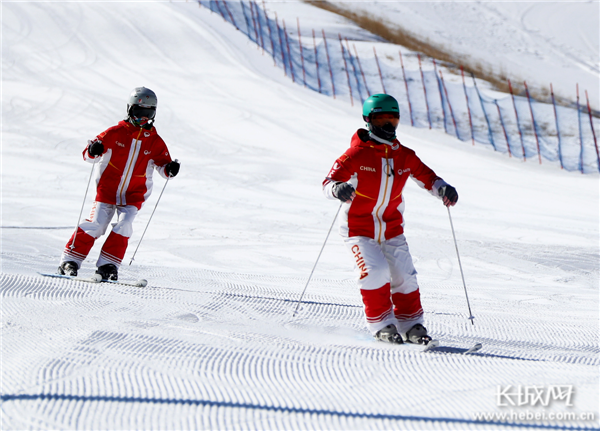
[
  {"x1": 2, "y1": 2, "x2": 599, "y2": 430},
  {"x1": 332, "y1": 0, "x2": 600, "y2": 108}
]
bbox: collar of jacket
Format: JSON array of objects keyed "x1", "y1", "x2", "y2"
[
  {"x1": 368, "y1": 131, "x2": 400, "y2": 150},
  {"x1": 352, "y1": 129, "x2": 400, "y2": 151},
  {"x1": 120, "y1": 120, "x2": 156, "y2": 134}
]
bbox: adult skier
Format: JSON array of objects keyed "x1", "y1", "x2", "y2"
[
  {"x1": 58, "y1": 87, "x2": 180, "y2": 281},
  {"x1": 323, "y1": 94, "x2": 458, "y2": 345}
]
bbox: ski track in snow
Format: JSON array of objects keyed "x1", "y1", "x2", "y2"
[{"x1": 2, "y1": 254, "x2": 598, "y2": 430}]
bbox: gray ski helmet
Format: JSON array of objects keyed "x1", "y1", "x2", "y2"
[
  {"x1": 128, "y1": 87, "x2": 157, "y2": 109},
  {"x1": 126, "y1": 87, "x2": 157, "y2": 122}
]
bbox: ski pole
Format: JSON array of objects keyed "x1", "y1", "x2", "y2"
[
  {"x1": 129, "y1": 162, "x2": 176, "y2": 265},
  {"x1": 70, "y1": 157, "x2": 98, "y2": 250},
  {"x1": 292, "y1": 202, "x2": 342, "y2": 317},
  {"x1": 447, "y1": 206, "x2": 475, "y2": 325}
]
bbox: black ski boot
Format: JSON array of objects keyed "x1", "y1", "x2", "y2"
[
  {"x1": 405, "y1": 323, "x2": 432, "y2": 345},
  {"x1": 58, "y1": 261, "x2": 78, "y2": 277},
  {"x1": 96, "y1": 264, "x2": 118, "y2": 281},
  {"x1": 375, "y1": 324, "x2": 404, "y2": 344}
]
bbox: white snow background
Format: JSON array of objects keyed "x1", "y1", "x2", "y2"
[
  {"x1": 334, "y1": 0, "x2": 600, "y2": 108},
  {"x1": 1, "y1": 1, "x2": 599, "y2": 430}
]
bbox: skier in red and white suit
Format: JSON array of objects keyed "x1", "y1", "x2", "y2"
[
  {"x1": 58, "y1": 87, "x2": 180, "y2": 281},
  {"x1": 323, "y1": 94, "x2": 458, "y2": 344}
]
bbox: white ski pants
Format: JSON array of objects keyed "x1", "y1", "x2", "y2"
[
  {"x1": 61, "y1": 202, "x2": 138, "y2": 268},
  {"x1": 80, "y1": 202, "x2": 138, "y2": 239},
  {"x1": 344, "y1": 235, "x2": 424, "y2": 336}
]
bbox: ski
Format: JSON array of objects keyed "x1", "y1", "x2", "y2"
[
  {"x1": 422, "y1": 339, "x2": 441, "y2": 351},
  {"x1": 376, "y1": 338, "x2": 440, "y2": 351},
  {"x1": 382, "y1": 339, "x2": 482, "y2": 354},
  {"x1": 425, "y1": 341, "x2": 483, "y2": 354},
  {"x1": 464, "y1": 342, "x2": 483, "y2": 354},
  {"x1": 94, "y1": 278, "x2": 149, "y2": 288},
  {"x1": 38, "y1": 272, "x2": 148, "y2": 288}
]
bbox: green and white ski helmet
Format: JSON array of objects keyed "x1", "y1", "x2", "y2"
[{"x1": 362, "y1": 93, "x2": 399, "y2": 122}]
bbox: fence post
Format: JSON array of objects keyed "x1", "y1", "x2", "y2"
[
  {"x1": 399, "y1": 50, "x2": 414, "y2": 126},
  {"x1": 262, "y1": 0, "x2": 276, "y2": 65},
  {"x1": 550, "y1": 83, "x2": 564, "y2": 169},
  {"x1": 585, "y1": 90, "x2": 600, "y2": 171},
  {"x1": 440, "y1": 69, "x2": 460, "y2": 140},
  {"x1": 373, "y1": 47, "x2": 387, "y2": 94},
  {"x1": 472, "y1": 74, "x2": 496, "y2": 150},
  {"x1": 495, "y1": 99, "x2": 512, "y2": 157},
  {"x1": 248, "y1": 1, "x2": 259, "y2": 47},
  {"x1": 240, "y1": 2, "x2": 253, "y2": 42},
  {"x1": 282, "y1": 20, "x2": 295, "y2": 83},
  {"x1": 346, "y1": 38, "x2": 363, "y2": 103},
  {"x1": 523, "y1": 81, "x2": 542, "y2": 164},
  {"x1": 433, "y1": 60, "x2": 447, "y2": 133},
  {"x1": 220, "y1": 0, "x2": 238, "y2": 30},
  {"x1": 577, "y1": 84, "x2": 584, "y2": 173},
  {"x1": 354, "y1": 44, "x2": 370, "y2": 97},
  {"x1": 418, "y1": 54, "x2": 432, "y2": 129},
  {"x1": 460, "y1": 67, "x2": 475, "y2": 145},
  {"x1": 275, "y1": 14, "x2": 287, "y2": 76},
  {"x1": 313, "y1": 29, "x2": 322, "y2": 94},
  {"x1": 508, "y1": 79, "x2": 526, "y2": 160},
  {"x1": 322, "y1": 30, "x2": 335, "y2": 99},
  {"x1": 213, "y1": 1, "x2": 227, "y2": 22},
  {"x1": 338, "y1": 34, "x2": 353, "y2": 106},
  {"x1": 253, "y1": 1, "x2": 265, "y2": 53},
  {"x1": 297, "y1": 18, "x2": 306, "y2": 87}
]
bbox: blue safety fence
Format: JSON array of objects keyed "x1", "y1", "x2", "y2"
[{"x1": 198, "y1": 0, "x2": 600, "y2": 174}]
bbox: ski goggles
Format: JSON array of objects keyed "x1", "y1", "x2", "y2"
[
  {"x1": 370, "y1": 112, "x2": 399, "y2": 128},
  {"x1": 130, "y1": 105, "x2": 156, "y2": 120}
]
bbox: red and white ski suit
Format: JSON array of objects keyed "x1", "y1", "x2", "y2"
[
  {"x1": 323, "y1": 129, "x2": 448, "y2": 336},
  {"x1": 61, "y1": 120, "x2": 173, "y2": 269}
]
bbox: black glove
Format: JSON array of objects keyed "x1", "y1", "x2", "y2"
[
  {"x1": 87, "y1": 139, "x2": 104, "y2": 158},
  {"x1": 165, "y1": 160, "x2": 180, "y2": 178},
  {"x1": 441, "y1": 185, "x2": 458, "y2": 207},
  {"x1": 333, "y1": 182, "x2": 355, "y2": 202}
]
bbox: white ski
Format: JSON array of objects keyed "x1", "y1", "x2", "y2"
[
  {"x1": 39, "y1": 272, "x2": 148, "y2": 288},
  {"x1": 422, "y1": 339, "x2": 441, "y2": 351},
  {"x1": 464, "y1": 342, "x2": 483, "y2": 354},
  {"x1": 376, "y1": 339, "x2": 440, "y2": 351},
  {"x1": 424, "y1": 341, "x2": 483, "y2": 354}
]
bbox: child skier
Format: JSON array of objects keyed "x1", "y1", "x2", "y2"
[
  {"x1": 323, "y1": 94, "x2": 458, "y2": 345},
  {"x1": 58, "y1": 87, "x2": 180, "y2": 281}
]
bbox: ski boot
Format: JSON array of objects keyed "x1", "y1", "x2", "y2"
[
  {"x1": 405, "y1": 323, "x2": 432, "y2": 345},
  {"x1": 375, "y1": 324, "x2": 404, "y2": 344},
  {"x1": 96, "y1": 264, "x2": 118, "y2": 281},
  {"x1": 58, "y1": 261, "x2": 78, "y2": 277}
]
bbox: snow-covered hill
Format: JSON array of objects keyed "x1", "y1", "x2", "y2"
[
  {"x1": 2, "y1": 2, "x2": 598, "y2": 430},
  {"x1": 329, "y1": 0, "x2": 600, "y2": 108}
]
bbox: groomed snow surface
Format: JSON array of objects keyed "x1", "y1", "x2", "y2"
[{"x1": 2, "y1": 2, "x2": 599, "y2": 430}]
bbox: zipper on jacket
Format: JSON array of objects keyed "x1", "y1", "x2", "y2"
[
  {"x1": 374, "y1": 146, "x2": 392, "y2": 243},
  {"x1": 117, "y1": 128, "x2": 143, "y2": 205}
]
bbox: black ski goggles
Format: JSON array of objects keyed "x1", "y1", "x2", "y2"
[
  {"x1": 371, "y1": 112, "x2": 399, "y2": 128},
  {"x1": 130, "y1": 105, "x2": 156, "y2": 120}
]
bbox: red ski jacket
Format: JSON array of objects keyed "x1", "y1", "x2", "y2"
[
  {"x1": 323, "y1": 129, "x2": 448, "y2": 241},
  {"x1": 84, "y1": 120, "x2": 173, "y2": 210}
]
